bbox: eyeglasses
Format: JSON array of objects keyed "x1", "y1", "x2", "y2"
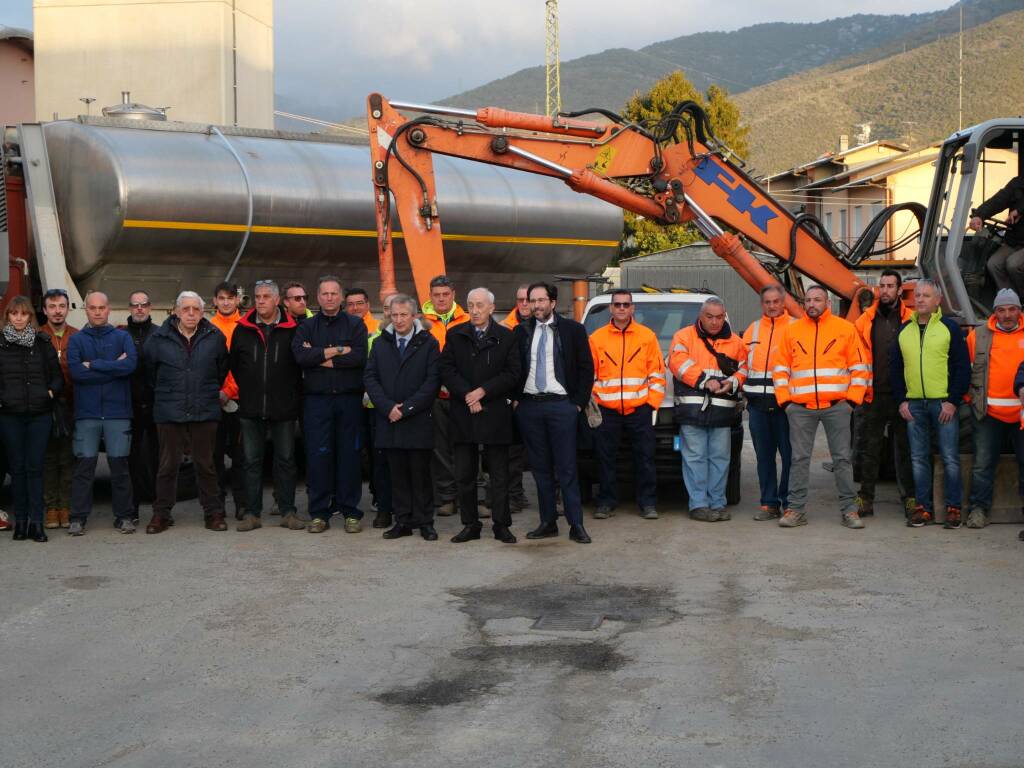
[
  {"x1": 43, "y1": 288, "x2": 69, "y2": 300},
  {"x1": 129, "y1": 301, "x2": 151, "y2": 309},
  {"x1": 285, "y1": 294, "x2": 307, "y2": 302},
  {"x1": 612, "y1": 302, "x2": 632, "y2": 308},
  {"x1": 255, "y1": 279, "x2": 275, "y2": 287}
]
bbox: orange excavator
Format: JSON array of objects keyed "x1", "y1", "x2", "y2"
[{"x1": 367, "y1": 93, "x2": 1023, "y2": 326}]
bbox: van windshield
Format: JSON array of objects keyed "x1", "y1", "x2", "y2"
[{"x1": 583, "y1": 301, "x2": 703, "y2": 356}]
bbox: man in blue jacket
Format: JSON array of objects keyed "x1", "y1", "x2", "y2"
[
  {"x1": 66, "y1": 291, "x2": 137, "y2": 535},
  {"x1": 292, "y1": 275, "x2": 369, "y2": 534}
]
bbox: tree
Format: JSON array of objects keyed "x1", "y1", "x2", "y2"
[{"x1": 619, "y1": 72, "x2": 749, "y2": 259}]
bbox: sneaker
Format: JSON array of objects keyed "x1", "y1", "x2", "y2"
[
  {"x1": 711, "y1": 508, "x2": 731, "y2": 521},
  {"x1": 279, "y1": 513, "x2": 307, "y2": 530},
  {"x1": 640, "y1": 506, "x2": 658, "y2": 520},
  {"x1": 307, "y1": 518, "x2": 329, "y2": 534},
  {"x1": 753, "y1": 505, "x2": 780, "y2": 521},
  {"x1": 943, "y1": 506, "x2": 962, "y2": 530},
  {"x1": 778, "y1": 509, "x2": 807, "y2": 528},
  {"x1": 903, "y1": 497, "x2": 917, "y2": 519},
  {"x1": 856, "y1": 496, "x2": 874, "y2": 517},
  {"x1": 593, "y1": 506, "x2": 614, "y2": 520},
  {"x1": 965, "y1": 508, "x2": 987, "y2": 529},
  {"x1": 842, "y1": 510, "x2": 865, "y2": 529},
  {"x1": 689, "y1": 507, "x2": 712, "y2": 521},
  {"x1": 236, "y1": 515, "x2": 262, "y2": 532},
  {"x1": 0, "y1": 510, "x2": 10, "y2": 531},
  {"x1": 908, "y1": 505, "x2": 932, "y2": 528},
  {"x1": 67, "y1": 520, "x2": 85, "y2": 536},
  {"x1": 117, "y1": 518, "x2": 136, "y2": 534},
  {"x1": 344, "y1": 517, "x2": 362, "y2": 534}
]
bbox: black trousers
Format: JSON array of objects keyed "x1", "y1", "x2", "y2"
[
  {"x1": 214, "y1": 409, "x2": 244, "y2": 509},
  {"x1": 455, "y1": 443, "x2": 510, "y2": 528},
  {"x1": 388, "y1": 449, "x2": 434, "y2": 529},
  {"x1": 128, "y1": 413, "x2": 159, "y2": 513}
]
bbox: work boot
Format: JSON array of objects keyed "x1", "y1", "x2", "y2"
[
  {"x1": 908, "y1": 505, "x2": 932, "y2": 528},
  {"x1": 371, "y1": 510, "x2": 393, "y2": 529},
  {"x1": 943, "y1": 505, "x2": 962, "y2": 530},
  {"x1": 753, "y1": 505, "x2": 780, "y2": 521},
  {"x1": 44, "y1": 509, "x2": 60, "y2": 530},
  {"x1": 689, "y1": 507, "x2": 712, "y2": 522},
  {"x1": 856, "y1": 496, "x2": 874, "y2": 517},
  {"x1": 965, "y1": 508, "x2": 987, "y2": 529},
  {"x1": 205, "y1": 514, "x2": 228, "y2": 532},
  {"x1": 436, "y1": 502, "x2": 456, "y2": 517},
  {"x1": 279, "y1": 513, "x2": 306, "y2": 531},
  {"x1": 710, "y1": 507, "x2": 731, "y2": 522},
  {"x1": 236, "y1": 515, "x2": 262, "y2": 532},
  {"x1": 841, "y1": 510, "x2": 865, "y2": 529},
  {"x1": 778, "y1": 509, "x2": 807, "y2": 528},
  {"x1": 593, "y1": 506, "x2": 614, "y2": 520},
  {"x1": 640, "y1": 506, "x2": 658, "y2": 520},
  {"x1": 58, "y1": 509, "x2": 71, "y2": 528},
  {"x1": 344, "y1": 517, "x2": 362, "y2": 534}
]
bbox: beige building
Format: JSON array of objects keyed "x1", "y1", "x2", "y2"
[
  {"x1": 0, "y1": 26, "x2": 35, "y2": 126},
  {"x1": 33, "y1": 0, "x2": 274, "y2": 128}
]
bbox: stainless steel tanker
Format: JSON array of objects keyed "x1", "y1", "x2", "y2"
[{"x1": 31, "y1": 116, "x2": 622, "y2": 309}]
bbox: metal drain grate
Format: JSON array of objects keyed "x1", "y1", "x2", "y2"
[{"x1": 532, "y1": 613, "x2": 604, "y2": 631}]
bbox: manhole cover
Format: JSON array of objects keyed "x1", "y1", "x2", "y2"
[{"x1": 532, "y1": 613, "x2": 604, "y2": 631}]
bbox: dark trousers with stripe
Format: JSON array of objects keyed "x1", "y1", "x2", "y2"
[{"x1": 594, "y1": 405, "x2": 656, "y2": 510}]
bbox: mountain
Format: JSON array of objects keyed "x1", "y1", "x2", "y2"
[
  {"x1": 735, "y1": 7, "x2": 1024, "y2": 173},
  {"x1": 438, "y1": 0, "x2": 1018, "y2": 113}
]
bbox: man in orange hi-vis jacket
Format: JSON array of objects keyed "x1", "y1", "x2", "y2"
[
  {"x1": 668, "y1": 296, "x2": 746, "y2": 522},
  {"x1": 772, "y1": 285, "x2": 869, "y2": 530},
  {"x1": 589, "y1": 289, "x2": 666, "y2": 521}
]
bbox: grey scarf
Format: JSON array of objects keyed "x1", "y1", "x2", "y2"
[{"x1": 3, "y1": 324, "x2": 37, "y2": 348}]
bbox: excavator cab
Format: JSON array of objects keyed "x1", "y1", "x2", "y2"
[{"x1": 919, "y1": 119, "x2": 1024, "y2": 325}]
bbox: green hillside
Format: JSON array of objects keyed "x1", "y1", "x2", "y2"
[{"x1": 736, "y1": 8, "x2": 1024, "y2": 174}]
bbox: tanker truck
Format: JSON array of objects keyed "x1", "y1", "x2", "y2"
[{"x1": 1, "y1": 105, "x2": 623, "y2": 324}]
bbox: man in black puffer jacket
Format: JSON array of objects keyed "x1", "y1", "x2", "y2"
[
  {"x1": 291, "y1": 276, "x2": 368, "y2": 534},
  {"x1": 121, "y1": 290, "x2": 159, "y2": 521},
  {"x1": 971, "y1": 175, "x2": 1024, "y2": 296},
  {"x1": 364, "y1": 294, "x2": 441, "y2": 541},
  {"x1": 230, "y1": 281, "x2": 303, "y2": 532},
  {"x1": 142, "y1": 291, "x2": 229, "y2": 534}
]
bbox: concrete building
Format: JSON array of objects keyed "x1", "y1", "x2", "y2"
[
  {"x1": 0, "y1": 26, "x2": 34, "y2": 126},
  {"x1": 32, "y1": 0, "x2": 274, "y2": 128}
]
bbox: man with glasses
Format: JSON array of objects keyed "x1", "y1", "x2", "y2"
[
  {"x1": 589, "y1": 289, "x2": 665, "y2": 520},
  {"x1": 41, "y1": 287, "x2": 79, "y2": 530},
  {"x1": 502, "y1": 284, "x2": 532, "y2": 512},
  {"x1": 282, "y1": 282, "x2": 313, "y2": 323},
  {"x1": 292, "y1": 276, "x2": 369, "y2": 534},
  {"x1": 121, "y1": 290, "x2": 159, "y2": 522}
]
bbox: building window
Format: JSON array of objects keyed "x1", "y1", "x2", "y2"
[
  {"x1": 839, "y1": 209, "x2": 848, "y2": 245},
  {"x1": 854, "y1": 206, "x2": 863, "y2": 237},
  {"x1": 825, "y1": 211, "x2": 833, "y2": 236}
]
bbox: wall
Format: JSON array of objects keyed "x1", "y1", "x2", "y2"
[
  {"x1": 0, "y1": 39, "x2": 35, "y2": 126},
  {"x1": 33, "y1": 0, "x2": 273, "y2": 127}
]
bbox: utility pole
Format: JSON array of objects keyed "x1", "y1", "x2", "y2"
[
  {"x1": 545, "y1": 0, "x2": 561, "y2": 116},
  {"x1": 958, "y1": 5, "x2": 963, "y2": 131}
]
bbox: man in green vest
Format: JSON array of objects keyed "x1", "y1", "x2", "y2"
[{"x1": 892, "y1": 279, "x2": 971, "y2": 528}]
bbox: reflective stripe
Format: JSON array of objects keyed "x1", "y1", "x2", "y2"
[
  {"x1": 789, "y1": 383, "x2": 849, "y2": 395},
  {"x1": 747, "y1": 368, "x2": 770, "y2": 378},
  {"x1": 596, "y1": 376, "x2": 648, "y2": 387},
  {"x1": 744, "y1": 383, "x2": 775, "y2": 394},
  {"x1": 850, "y1": 363, "x2": 871, "y2": 372},
  {"x1": 676, "y1": 359, "x2": 695, "y2": 376},
  {"x1": 650, "y1": 383, "x2": 666, "y2": 393},
  {"x1": 674, "y1": 395, "x2": 740, "y2": 408},
  {"x1": 672, "y1": 343, "x2": 687, "y2": 352},
  {"x1": 790, "y1": 368, "x2": 848, "y2": 380},
  {"x1": 987, "y1": 397, "x2": 1022, "y2": 407},
  {"x1": 649, "y1": 372, "x2": 666, "y2": 381},
  {"x1": 703, "y1": 368, "x2": 724, "y2": 377},
  {"x1": 774, "y1": 379, "x2": 789, "y2": 387},
  {"x1": 746, "y1": 319, "x2": 760, "y2": 371},
  {"x1": 595, "y1": 388, "x2": 648, "y2": 403},
  {"x1": 773, "y1": 365, "x2": 791, "y2": 375}
]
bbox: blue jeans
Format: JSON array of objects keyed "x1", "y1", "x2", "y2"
[
  {"x1": 968, "y1": 414, "x2": 1024, "y2": 512},
  {"x1": 71, "y1": 418, "x2": 134, "y2": 524},
  {"x1": 748, "y1": 406, "x2": 791, "y2": 509},
  {"x1": 304, "y1": 394, "x2": 363, "y2": 520},
  {"x1": 679, "y1": 424, "x2": 731, "y2": 510},
  {"x1": 0, "y1": 412, "x2": 52, "y2": 524},
  {"x1": 906, "y1": 399, "x2": 961, "y2": 513},
  {"x1": 516, "y1": 397, "x2": 584, "y2": 526}
]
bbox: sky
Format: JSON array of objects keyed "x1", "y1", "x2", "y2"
[{"x1": 2, "y1": 0, "x2": 956, "y2": 121}]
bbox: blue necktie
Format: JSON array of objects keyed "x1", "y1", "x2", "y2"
[
  {"x1": 398, "y1": 336, "x2": 407, "y2": 359},
  {"x1": 535, "y1": 325, "x2": 548, "y2": 392}
]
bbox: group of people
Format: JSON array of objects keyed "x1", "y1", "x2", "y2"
[{"x1": 1, "y1": 265, "x2": 1023, "y2": 546}]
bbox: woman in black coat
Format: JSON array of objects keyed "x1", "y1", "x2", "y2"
[
  {"x1": 364, "y1": 298, "x2": 441, "y2": 539},
  {"x1": 438, "y1": 300, "x2": 522, "y2": 542},
  {"x1": 0, "y1": 296, "x2": 63, "y2": 542}
]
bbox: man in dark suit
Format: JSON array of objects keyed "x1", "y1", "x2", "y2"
[
  {"x1": 513, "y1": 282, "x2": 595, "y2": 544},
  {"x1": 364, "y1": 294, "x2": 442, "y2": 541},
  {"x1": 440, "y1": 287, "x2": 522, "y2": 544}
]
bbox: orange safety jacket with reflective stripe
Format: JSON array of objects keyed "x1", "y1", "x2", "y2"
[
  {"x1": 589, "y1": 319, "x2": 666, "y2": 415},
  {"x1": 773, "y1": 308, "x2": 868, "y2": 409},
  {"x1": 668, "y1": 321, "x2": 747, "y2": 427},
  {"x1": 422, "y1": 302, "x2": 469, "y2": 399},
  {"x1": 501, "y1": 309, "x2": 526, "y2": 329},
  {"x1": 853, "y1": 298, "x2": 911, "y2": 403},
  {"x1": 210, "y1": 310, "x2": 240, "y2": 400},
  {"x1": 742, "y1": 312, "x2": 794, "y2": 409},
  {"x1": 966, "y1": 315, "x2": 1024, "y2": 424}
]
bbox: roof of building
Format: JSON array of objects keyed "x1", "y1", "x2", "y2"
[
  {"x1": 795, "y1": 146, "x2": 939, "y2": 191},
  {"x1": 762, "y1": 140, "x2": 910, "y2": 183},
  {"x1": 0, "y1": 25, "x2": 33, "y2": 54}
]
